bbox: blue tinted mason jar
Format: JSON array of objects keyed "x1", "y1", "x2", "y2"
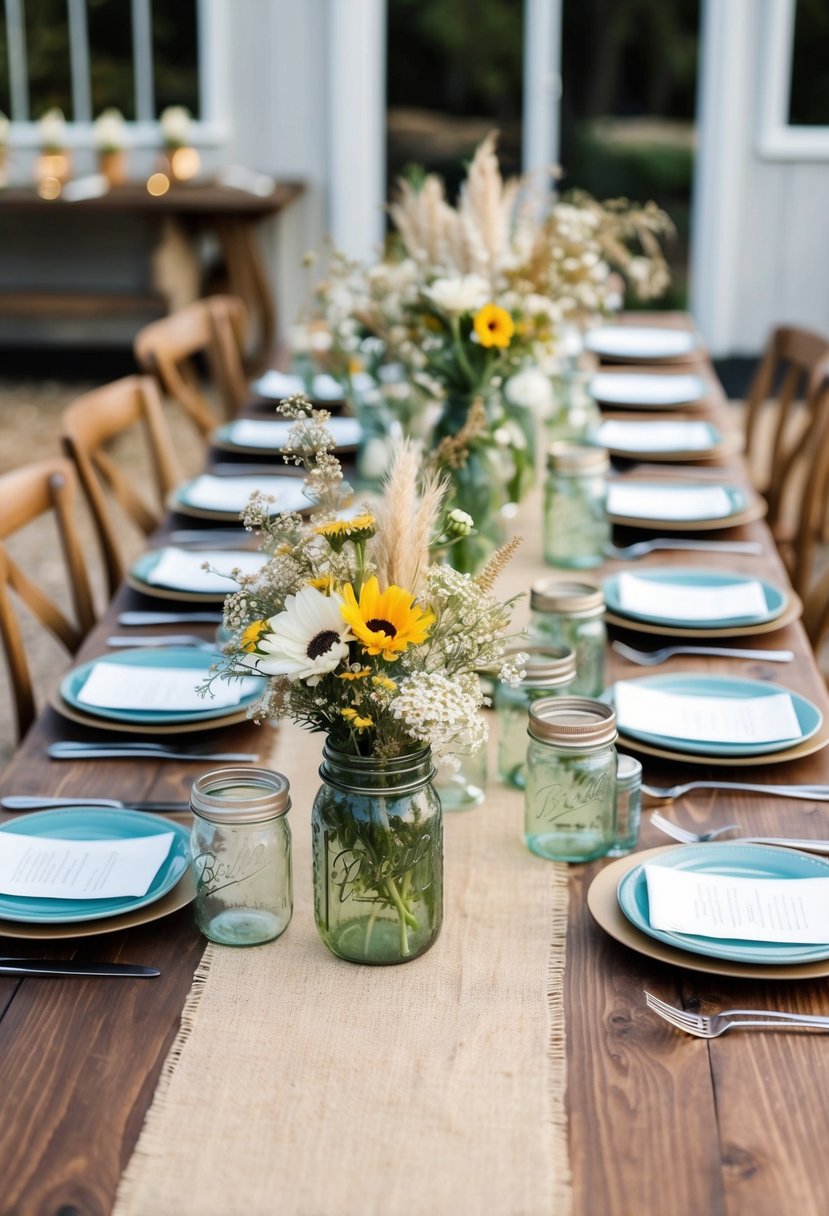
[
  {"x1": 544, "y1": 442, "x2": 610, "y2": 569},
  {"x1": 524, "y1": 698, "x2": 617, "y2": 862},
  {"x1": 495, "y1": 645, "x2": 576, "y2": 790},
  {"x1": 529, "y1": 578, "x2": 607, "y2": 697}
]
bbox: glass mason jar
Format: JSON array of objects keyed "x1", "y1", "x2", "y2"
[
  {"x1": 524, "y1": 697, "x2": 618, "y2": 862},
  {"x1": 432, "y1": 745, "x2": 488, "y2": 810},
  {"x1": 529, "y1": 578, "x2": 607, "y2": 698},
  {"x1": 544, "y1": 442, "x2": 610, "y2": 569},
  {"x1": 495, "y1": 645, "x2": 576, "y2": 790},
  {"x1": 190, "y1": 767, "x2": 292, "y2": 946},
  {"x1": 312, "y1": 742, "x2": 443, "y2": 965},
  {"x1": 546, "y1": 369, "x2": 601, "y2": 444},
  {"x1": 608, "y1": 753, "x2": 643, "y2": 857}
]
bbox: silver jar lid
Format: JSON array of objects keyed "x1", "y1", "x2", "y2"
[
  {"x1": 530, "y1": 577, "x2": 605, "y2": 616},
  {"x1": 616, "y1": 754, "x2": 643, "y2": 789},
  {"x1": 528, "y1": 697, "x2": 617, "y2": 747},
  {"x1": 547, "y1": 441, "x2": 609, "y2": 474},
  {"x1": 507, "y1": 643, "x2": 576, "y2": 689},
  {"x1": 190, "y1": 766, "x2": 291, "y2": 824}
]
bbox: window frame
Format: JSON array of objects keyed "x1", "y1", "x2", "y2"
[
  {"x1": 2, "y1": 0, "x2": 230, "y2": 148},
  {"x1": 757, "y1": 0, "x2": 829, "y2": 160}
]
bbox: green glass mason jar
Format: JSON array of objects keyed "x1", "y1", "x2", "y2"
[
  {"x1": 544, "y1": 442, "x2": 610, "y2": 569},
  {"x1": 546, "y1": 368, "x2": 601, "y2": 444},
  {"x1": 312, "y1": 742, "x2": 443, "y2": 965},
  {"x1": 524, "y1": 697, "x2": 618, "y2": 862},
  {"x1": 529, "y1": 578, "x2": 607, "y2": 697},
  {"x1": 495, "y1": 645, "x2": 576, "y2": 790},
  {"x1": 190, "y1": 767, "x2": 293, "y2": 947}
]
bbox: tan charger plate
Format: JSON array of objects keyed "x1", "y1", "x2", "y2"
[
  {"x1": 0, "y1": 869, "x2": 195, "y2": 941},
  {"x1": 587, "y1": 846, "x2": 829, "y2": 979},
  {"x1": 125, "y1": 573, "x2": 228, "y2": 604},
  {"x1": 615, "y1": 720, "x2": 829, "y2": 768},
  {"x1": 608, "y1": 497, "x2": 767, "y2": 532},
  {"x1": 50, "y1": 691, "x2": 252, "y2": 736},
  {"x1": 606, "y1": 591, "x2": 802, "y2": 639}
]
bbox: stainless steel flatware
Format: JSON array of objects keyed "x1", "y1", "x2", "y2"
[
  {"x1": 613, "y1": 640, "x2": 794, "y2": 665},
  {"x1": 604, "y1": 538, "x2": 763, "y2": 560},
  {"x1": 47, "y1": 742, "x2": 259, "y2": 762},
  {"x1": 645, "y1": 992, "x2": 829, "y2": 1038},
  {"x1": 642, "y1": 780, "x2": 829, "y2": 802},
  {"x1": 118, "y1": 611, "x2": 224, "y2": 626},
  {"x1": 2, "y1": 796, "x2": 190, "y2": 812},
  {"x1": 650, "y1": 810, "x2": 829, "y2": 853},
  {"x1": 164, "y1": 530, "x2": 256, "y2": 549},
  {"x1": 106, "y1": 635, "x2": 218, "y2": 652},
  {"x1": 0, "y1": 958, "x2": 159, "y2": 978}
]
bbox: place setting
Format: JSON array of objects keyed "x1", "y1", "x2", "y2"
[
  {"x1": 589, "y1": 369, "x2": 710, "y2": 410},
  {"x1": 602, "y1": 566, "x2": 803, "y2": 637},
  {"x1": 50, "y1": 646, "x2": 265, "y2": 735},
  {"x1": 169, "y1": 468, "x2": 312, "y2": 520},
  {"x1": 590, "y1": 417, "x2": 734, "y2": 462},
  {"x1": 606, "y1": 478, "x2": 766, "y2": 530},
  {"x1": 211, "y1": 413, "x2": 363, "y2": 456},
  {"x1": 127, "y1": 545, "x2": 268, "y2": 603},
  {"x1": 584, "y1": 325, "x2": 702, "y2": 363},
  {"x1": 603, "y1": 670, "x2": 828, "y2": 767},
  {"x1": 0, "y1": 805, "x2": 196, "y2": 942}
]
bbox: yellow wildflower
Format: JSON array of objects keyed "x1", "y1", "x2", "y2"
[
  {"x1": 314, "y1": 513, "x2": 377, "y2": 552},
  {"x1": 337, "y1": 667, "x2": 371, "y2": 681},
  {"x1": 308, "y1": 574, "x2": 335, "y2": 594},
  {"x1": 473, "y1": 303, "x2": 515, "y2": 349},
  {"x1": 240, "y1": 620, "x2": 269, "y2": 652},
  {"x1": 341, "y1": 707, "x2": 374, "y2": 730},
  {"x1": 371, "y1": 675, "x2": 397, "y2": 692}
]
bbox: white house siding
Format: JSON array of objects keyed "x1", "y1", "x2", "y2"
[{"x1": 691, "y1": 0, "x2": 829, "y2": 357}]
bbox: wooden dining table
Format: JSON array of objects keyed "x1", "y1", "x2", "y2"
[{"x1": 2, "y1": 313, "x2": 829, "y2": 1215}]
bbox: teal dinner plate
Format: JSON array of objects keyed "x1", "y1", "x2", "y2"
[
  {"x1": 590, "y1": 419, "x2": 722, "y2": 457},
  {"x1": 618, "y1": 843, "x2": 829, "y2": 964},
  {"x1": 59, "y1": 647, "x2": 262, "y2": 726},
  {"x1": 0, "y1": 808, "x2": 189, "y2": 924},
  {"x1": 212, "y1": 416, "x2": 362, "y2": 454},
  {"x1": 129, "y1": 548, "x2": 257, "y2": 601},
  {"x1": 606, "y1": 673, "x2": 822, "y2": 757},
  {"x1": 603, "y1": 567, "x2": 787, "y2": 629},
  {"x1": 607, "y1": 481, "x2": 750, "y2": 525}
]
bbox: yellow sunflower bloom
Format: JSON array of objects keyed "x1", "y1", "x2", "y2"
[
  {"x1": 340, "y1": 576, "x2": 435, "y2": 661},
  {"x1": 473, "y1": 303, "x2": 515, "y2": 349},
  {"x1": 240, "y1": 619, "x2": 269, "y2": 652}
]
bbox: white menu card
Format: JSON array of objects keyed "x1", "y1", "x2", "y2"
[
  {"x1": 77, "y1": 663, "x2": 261, "y2": 712},
  {"x1": 596, "y1": 420, "x2": 714, "y2": 452},
  {"x1": 645, "y1": 865, "x2": 829, "y2": 944},
  {"x1": 614, "y1": 681, "x2": 802, "y2": 745},
  {"x1": 0, "y1": 831, "x2": 175, "y2": 900},
  {"x1": 182, "y1": 474, "x2": 309, "y2": 514},
  {"x1": 146, "y1": 548, "x2": 266, "y2": 592},
  {"x1": 617, "y1": 573, "x2": 768, "y2": 621},
  {"x1": 607, "y1": 483, "x2": 734, "y2": 521}
]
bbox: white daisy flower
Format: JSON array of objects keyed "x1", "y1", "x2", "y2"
[{"x1": 244, "y1": 585, "x2": 354, "y2": 685}]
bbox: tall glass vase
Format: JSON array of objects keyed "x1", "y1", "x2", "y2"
[{"x1": 312, "y1": 742, "x2": 443, "y2": 965}]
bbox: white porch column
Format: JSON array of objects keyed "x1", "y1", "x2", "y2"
[
  {"x1": 522, "y1": 0, "x2": 562, "y2": 185},
  {"x1": 690, "y1": 0, "x2": 754, "y2": 356},
  {"x1": 327, "y1": 0, "x2": 387, "y2": 261}
]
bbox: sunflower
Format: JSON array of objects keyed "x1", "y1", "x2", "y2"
[
  {"x1": 473, "y1": 303, "x2": 515, "y2": 349},
  {"x1": 340, "y1": 576, "x2": 434, "y2": 661},
  {"x1": 241, "y1": 584, "x2": 353, "y2": 685}
]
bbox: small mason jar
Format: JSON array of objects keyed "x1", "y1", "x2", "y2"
[
  {"x1": 190, "y1": 767, "x2": 292, "y2": 947},
  {"x1": 546, "y1": 368, "x2": 601, "y2": 444},
  {"x1": 544, "y1": 442, "x2": 610, "y2": 569},
  {"x1": 495, "y1": 645, "x2": 576, "y2": 789},
  {"x1": 525, "y1": 697, "x2": 618, "y2": 862},
  {"x1": 529, "y1": 578, "x2": 607, "y2": 697},
  {"x1": 607, "y1": 753, "x2": 643, "y2": 857}
]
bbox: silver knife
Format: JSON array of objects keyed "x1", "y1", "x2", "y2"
[
  {"x1": 117, "y1": 611, "x2": 224, "y2": 626},
  {"x1": 47, "y1": 745, "x2": 258, "y2": 762},
  {"x1": 0, "y1": 958, "x2": 159, "y2": 977},
  {"x1": 2, "y1": 796, "x2": 190, "y2": 812}
]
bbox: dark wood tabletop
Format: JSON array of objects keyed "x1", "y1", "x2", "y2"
[{"x1": 2, "y1": 317, "x2": 829, "y2": 1215}]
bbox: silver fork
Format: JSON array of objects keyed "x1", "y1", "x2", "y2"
[
  {"x1": 613, "y1": 640, "x2": 794, "y2": 665},
  {"x1": 645, "y1": 992, "x2": 829, "y2": 1038},
  {"x1": 604, "y1": 538, "x2": 762, "y2": 560},
  {"x1": 650, "y1": 810, "x2": 829, "y2": 854},
  {"x1": 642, "y1": 780, "x2": 829, "y2": 802}
]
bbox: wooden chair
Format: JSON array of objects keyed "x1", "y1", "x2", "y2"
[
  {"x1": 133, "y1": 294, "x2": 249, "y2": 436},
  {"x1": 61, "y1": 374, "x2": 182, "y2": 599},
  {"x1": 0, "y1": 458, "x2": 97, "y2": 741}
]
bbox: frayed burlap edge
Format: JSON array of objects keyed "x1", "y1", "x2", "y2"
[{"x1": 549, "y1": 863, "x2": 573, "y2": 1216}]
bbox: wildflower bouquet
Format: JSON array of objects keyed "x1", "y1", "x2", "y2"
[{"x1": 207, "y1": 396, "x2": 523, "y2": 962}]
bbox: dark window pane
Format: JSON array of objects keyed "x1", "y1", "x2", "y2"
[
  {"x1": 789, "y1": 0, "x2": 829, "y2": 125},
  {"x1": 0, "y1": 9, "x2": 9, "y2": 115},
  {"x1": 151, "y1": 0, "x2": 199, "y2": 119},
  {"x1": 25, "y1": 0, "x2": 72, "y2": 119},
  {"x1": 87, "y1": 0, "x2": 135, "y2": 119},
  {"x1": 386, "y1": 0, "x2": 523, "y2": 200}
]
